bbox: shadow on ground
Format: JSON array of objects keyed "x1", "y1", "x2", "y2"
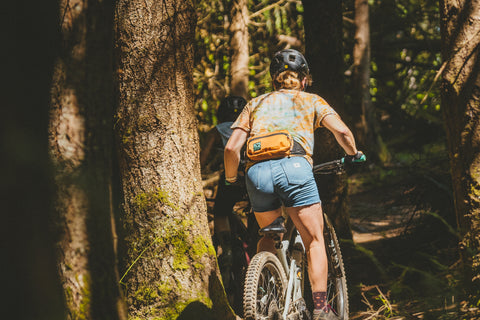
[{"x1": 341, "y1": 164, "x2": 469, "y2": 319}]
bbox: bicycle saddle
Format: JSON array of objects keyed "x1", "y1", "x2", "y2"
[{"x1": 258, "y1": 216, "x2": 287, "y2": 236}]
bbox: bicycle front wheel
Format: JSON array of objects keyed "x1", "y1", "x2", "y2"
[
  {"x1": 243, "y1": 251, "x2": 287, "y2": 320},
  {"x1": 323, "y1": 214, "x2": 349, "y2": 319}
]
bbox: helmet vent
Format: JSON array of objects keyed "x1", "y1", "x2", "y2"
[{"x1": 270, "y1": 49, "x2": 309, "y2": 78}]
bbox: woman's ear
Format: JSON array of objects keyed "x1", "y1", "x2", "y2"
[{"x1": 301, "y1": 77, "x2": 307, "y2": 90}]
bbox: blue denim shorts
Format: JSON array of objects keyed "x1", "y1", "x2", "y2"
[{"x1": 245, "y1": 157, "x2": 321, "y2": 212}]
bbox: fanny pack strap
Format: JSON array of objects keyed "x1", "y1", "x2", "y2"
[{"x1": 291, "y1": 140, "x2": 306, "y2": 155}]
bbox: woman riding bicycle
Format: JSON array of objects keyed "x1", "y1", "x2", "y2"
[{"x1": 224, "y1": 49, "x2": 364, "y2": 320}]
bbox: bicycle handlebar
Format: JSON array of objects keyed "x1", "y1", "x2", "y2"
[
  {"x1": 313, "y1": 159, "x2": 344, "y2": 175},
  {"x1": 313, "y1": 154, "x2": 367, "y2": 175}
]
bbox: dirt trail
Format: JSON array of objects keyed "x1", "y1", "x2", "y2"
[
  {"x1": 349, "y1": 181, "x2": 419, "y2": 244},
  {"x1": 345, "y1": 167, "x2": 465, "y2": 319}
]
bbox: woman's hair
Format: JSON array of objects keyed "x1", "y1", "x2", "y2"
[{"x1": 273, "y1": 70, "x2": 312, "y2": 90}]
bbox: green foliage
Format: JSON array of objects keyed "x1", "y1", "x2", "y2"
[
  {"x1": 374, "y1": 0, "x2": 442, "y2": 133},
  {"x1": 196, "y1": 0, "x2": 444, "y2": 165},
  {"x1": 195, "y1": 0, "x2": 305, "y2": 132},
  {"x1": 344, "y1": 239, "x2": 387, "y2": 279},
  {"x1": 343, "y1": 0, "x2": 443, "y2": 155},
  {"x1": 425, "y1": 211, "x2": 459, "y2": 239}
]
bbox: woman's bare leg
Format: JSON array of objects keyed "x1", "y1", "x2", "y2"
[
  {"x1": 286, "y1": 203, "x2": 327, "y2": 292},
  {"x1": 254, "y1": 208, "x2": 283, "y2": 254}
]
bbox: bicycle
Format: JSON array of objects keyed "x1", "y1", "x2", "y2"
[
  {"x1": 242, "y1": 157, "x2": 355, "y2": 320},
  {"x1": 209, "y1": 193, "x2": 260, "y2": 316},
  {"x1": 224, "y1": 206, "x2": 260, "y2": 315}
]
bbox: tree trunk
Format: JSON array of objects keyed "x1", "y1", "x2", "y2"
[
  {"x1": 440, "y1": 0, "x2": 480, "y2": 291},
  {"x1": 115, "y1": 1, "x2": 235, "y2": 319},
  {"x1": 351, "y1": 0, "x2": 389, "y2": 163},
  {"x1": 302, "y1": 0, "x2": 353, "y2": 240},
  {"x1": 2, "y1": 2, "x2": 65, "y2": 319},
  {"x1": 230, "y1": 0, "x2": 250, "y2": 98},
  {"x1": 49, "y1": 0, "x2": 126, "y2": 319}
]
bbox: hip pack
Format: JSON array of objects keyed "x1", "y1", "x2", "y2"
[{"x1": 246, "y1": 130, "x2": 293, "y2": 161}]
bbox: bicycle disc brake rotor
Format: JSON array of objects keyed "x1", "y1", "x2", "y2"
[{"x1": 285, "y1": 298, "x2": 311, "y2": 320}]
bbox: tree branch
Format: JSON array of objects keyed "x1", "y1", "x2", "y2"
[
  {"x1": 249, "y1": 0, "x2": 288, "y2": 20},
  {"x1": 420, "y1": 61, "x2": 447, "y2": 104}
]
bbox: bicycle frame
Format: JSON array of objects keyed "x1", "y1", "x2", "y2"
[{"x1": 270, "y1": 219, "x2": 306, "y2": 320}]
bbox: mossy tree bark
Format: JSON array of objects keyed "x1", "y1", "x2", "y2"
[
  {"x1": 49, "y1": 0, "x2": 126, "y2": 319},
  {"x1": 302, "y1": 0, "x2": 353, "y2": 240},
  {"x1": 229, "y1": 0, "x2": 250, "y2": 98},
  {"x1": 115, "y1": 1, "x2": 235, "y2": 319},
  {"x1": 440, "y1": 0, "x2": 480, "y2": 294}
]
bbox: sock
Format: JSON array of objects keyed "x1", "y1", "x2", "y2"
[{"x1": 312, "y1": 291, "x2": 328, "y2": 312}]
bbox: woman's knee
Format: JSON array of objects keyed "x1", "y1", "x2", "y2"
[{"x1": 305, "y1": 236, "x2": 325, "y2": 253}]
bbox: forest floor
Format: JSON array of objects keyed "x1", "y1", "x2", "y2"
[{"x1": 344, "y1": 160, "x2": 479, "y2": 320}]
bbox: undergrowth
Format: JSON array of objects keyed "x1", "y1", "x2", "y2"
[{"x1": 346, "y1": 145, "x2": 479, "y2": 319}]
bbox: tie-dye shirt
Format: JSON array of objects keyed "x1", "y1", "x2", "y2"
[{"x1": 231, "y1": 89, "x2": 337, "y2": 164}]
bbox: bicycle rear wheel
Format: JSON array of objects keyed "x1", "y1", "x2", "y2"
[
  {"x1": 243, "y1": 251, "x2": 287, "y2": 320},
  {"x1": 226, "y1": 213, "x2": 256, "y2": 316},
  {"x1": 323, "y1": 214, "x2": 349, "y2": 319}
]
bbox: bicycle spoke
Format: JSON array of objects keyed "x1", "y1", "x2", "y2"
[{"x1": 255, "y1": 265, "x2": 284, "y2": 317}]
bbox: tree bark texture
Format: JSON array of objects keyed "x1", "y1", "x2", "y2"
[
  {"x1": 49, "y1": 0, "x2": 126, "y2": 319},
  {"x1": 351, "y1": 0, "x2": 370, "y2": 148},
  {"x1": 351, "y1": 0, "x2": 388, "y2": 163},
  {"x1": 302, "y1": 0, "x2": 353, "y2": 240},
  {"x1": 2, "y1": 2, "x2": 65, "y2": 319},
  {"x1": 440, "y1": 0, "x2": 480, "y2": 289},
  {"x1": 229, "y1": 0, "x2": 250, "y2": 98},
  {"x1": 115, "y1": 1, "x2": 235, "y2": 319}
]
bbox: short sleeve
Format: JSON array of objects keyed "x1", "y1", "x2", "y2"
[
  {"x1": 231, "y1": 103, "x2": 252, "y2": 132},
  {"x1": 314, "y1": 97, "x2": 337, "y2": 129}
]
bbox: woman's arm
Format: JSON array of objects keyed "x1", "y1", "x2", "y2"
[
  {"x1": 224, "y1": 128, "x2": 249, "y2": 182},
  {"x1": 322, "y1": 114, "x2": 358, "y2": 156}
]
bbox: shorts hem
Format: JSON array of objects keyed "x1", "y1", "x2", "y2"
[{"x1": 286, "y1": 199, "x2": 321, "y2": 208}]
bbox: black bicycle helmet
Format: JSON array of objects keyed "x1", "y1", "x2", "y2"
[
  {"x1": 269, "y1": 49, "x2": 309, "y2": 79},
  {"x1": 217, "y1": 96, "x2": 247, "y2": 123}
]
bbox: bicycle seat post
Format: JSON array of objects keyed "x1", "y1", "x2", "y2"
[{"x1": 258, "y1": 216, "x2": 286, "y2": 241}]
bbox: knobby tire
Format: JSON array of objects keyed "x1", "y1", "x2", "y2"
[
  {"x1": 243, "y1": 252, "x2": 287, "y2": 320},
  {"x1": 323, "y1": 214, "x2": 349, "y2": 319}
]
